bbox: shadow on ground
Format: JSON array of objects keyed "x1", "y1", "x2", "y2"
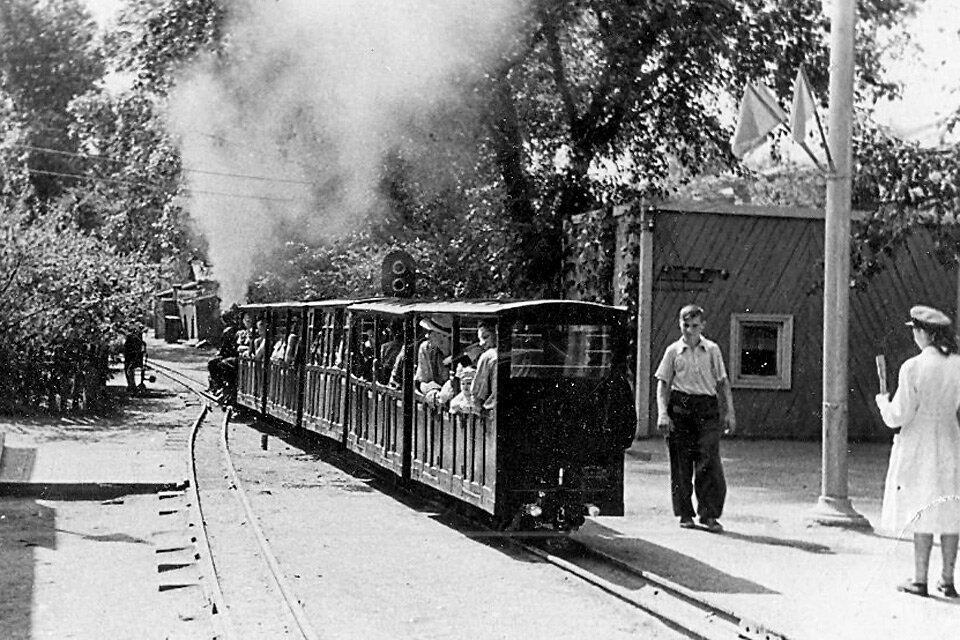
[
  {"x1": 579, "y1": 520, "x2": 779, "y2": 595},
  {"x1": 0, "y1": 499, "x2": 56, "y2": 640}
]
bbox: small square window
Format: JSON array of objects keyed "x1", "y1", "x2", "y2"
[{"x1": 729, "y1": 314, "x2": 793, "y2": 390}]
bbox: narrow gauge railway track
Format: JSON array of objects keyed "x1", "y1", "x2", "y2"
[
  {"x1": 184, "y1": 406, "x2": 235, "y2": 640},
  {"x1": 150, "y1": 360, "x2": 320, "y2": 640},
  {"x1": 146, "y1": 358, "x2": 219, "y2": 403},
  {"x1": 516, "y1": 536, "x2": 789, "y2": 640},
  {"x1": 219, "y1": 414, "x2": 787, "y2": 640},
  {"x1": 153, "y1": 358, "x2": 784, "y2": 640}
]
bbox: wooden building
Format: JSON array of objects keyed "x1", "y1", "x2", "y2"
[
  {"x1": 567, "y1": 200, "x2": 957, "y2": 441},
  {"x1": 153, "y1": 281, "x2": 221, "y2": 343}
]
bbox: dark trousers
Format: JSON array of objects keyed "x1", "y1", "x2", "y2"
[
  {"x1": 666, "y1": 391, "x2": 726, "y2": 520},
  {"x1": 124, "y1": 355, "x2": 143, "y2": 389},
  {"x1": 208, "y1": 357, "x2": 238, "y2": 391}
]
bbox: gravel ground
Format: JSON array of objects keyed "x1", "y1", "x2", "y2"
[
  {"x1": 193, "y1": 405, "x2": 301, "y2": 638},
  {"x1": 227, "y1": 417, "x2": 685, "y2": 640},
  {"x1": 0, "y1": 367, "x2": 215, "y2": 640},
  {"x1": 2, "y1": 339, "x2": 909, "y2": 639}
]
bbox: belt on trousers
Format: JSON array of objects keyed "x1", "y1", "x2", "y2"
[
  {"x1": 670, "y1": 390, "x2": 716, "y2": 401},
  {"x1": 669, "y1": 390, "x2": 719, "y2": 416}
]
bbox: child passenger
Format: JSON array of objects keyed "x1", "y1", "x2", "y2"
[
  {"x1": 447, "y1": 346, "x2": 482, "y2": 414},
  {"x1": 471, "y1": 321, "x2": 498, "y2": 413}
]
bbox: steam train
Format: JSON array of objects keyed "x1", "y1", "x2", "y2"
[{"x1": 234, "y1": 296, "x2": 635, "y2": 531}]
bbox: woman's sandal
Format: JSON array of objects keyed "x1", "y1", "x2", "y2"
[
  {"x1": 896, "y1": 580, "x2": 928, "y2": 597},
  {"x1": 936, "y1": 580, "x2": 959, "y2": 598}
]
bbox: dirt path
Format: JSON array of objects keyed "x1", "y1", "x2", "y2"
[
  {"x1": 0, "y1": 364, "x2": 216, "y2": 640},
  {"x1": 226, "y1": 418, "x2": 685, "y2": 640}
]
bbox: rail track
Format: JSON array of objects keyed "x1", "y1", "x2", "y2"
[
  {"x1": 183, "y1": 406, "x2": 235, "y2": 640},
  {"x1": 149, "y1": 359, "x2": 319, "y2": 640},
  {"x1": 517, "y1": 536, "x2": 789, "y2": 640},
  {"x1": 150, "y1": 357, "x2": 788, "y2": 640}
]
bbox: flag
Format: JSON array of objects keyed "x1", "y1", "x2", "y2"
[
  {"x1": 790, "y1": 66, "x2": 818, "y2": 145},
  {"x1": 789, "y1": 65, "x2": 833, "y2": 171},
  {"x1": 731, "y1": 83, "x2": 788, "y2": 159}
]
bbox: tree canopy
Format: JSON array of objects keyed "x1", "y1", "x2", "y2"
[
  {"x1": 0, "y1": 0, "x2": 105, "y2": 199},
  {"x1": 4, "y1": 0, "x2": 954, "y2": 411},
  {"x1": 0, "y1": 0, "x2": 198, "y2": 412},
  {"x1": 3, "y1": 0, "x2": 955, "y2": 339},
  {"x1": 101, "y1": 0, "x2": 938, "y2": 300}
]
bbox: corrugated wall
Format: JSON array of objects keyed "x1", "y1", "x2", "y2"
[{"x1": 645, "y1": 209, "x2": 956, "y2": 441}]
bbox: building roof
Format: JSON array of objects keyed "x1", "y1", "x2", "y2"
[{"x1": 652, "y1": 199, "x2": 824, "y2": 220}]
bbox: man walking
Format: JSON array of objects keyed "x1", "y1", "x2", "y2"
[
  {"x1": 655, "y1": 304, "x2": 736, "y2": 532},
  {"x1": 123, "y1": 327, "x2": 146, "y2": 391}
]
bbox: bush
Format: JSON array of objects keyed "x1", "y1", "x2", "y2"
[{"x1": 0, "y1": 207, "x2": 156, "y2": 413}]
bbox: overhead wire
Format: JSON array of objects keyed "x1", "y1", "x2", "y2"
[
  {"x1": 10, "y1": 142, "x2": 316, "y2": 186},
  {"x1": 193, "y1": 131, "x2": 323, "y2": 172},
  {"x1": 25, "y1": 168, "x2": 315, "y2": 204}
]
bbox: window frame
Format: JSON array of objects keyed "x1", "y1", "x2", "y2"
[
  {"x1": 728, "y1": 313, "x2": 793, "y2": 390},
  {"x1": 508, "y1": 322, "x2": 614, "y2": 380}
]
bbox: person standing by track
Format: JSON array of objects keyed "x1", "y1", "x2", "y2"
[
  {"x1": 655, "y1": 304, "x2": 736, "y2": 533},
  {"x1": 123, "y1": 326, "x2": 146, "y2": 391},
  {"x1": 875, "y1": 305, "x2": 960, "y2": 598}
]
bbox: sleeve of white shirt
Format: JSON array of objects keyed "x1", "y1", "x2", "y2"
[
  {"x1": 654, "y1": 346, "x2": 674, "y2": 382},
  {"x1": 471, "y1": 352, "x2": 494, "y2": 405},
  {"x1": 414, "y1": 342, "x2": 427, "y2": 383}
]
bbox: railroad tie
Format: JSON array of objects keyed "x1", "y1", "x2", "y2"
[{"x1": 153, "y1": 491, "x2": 201, "y2": 592}]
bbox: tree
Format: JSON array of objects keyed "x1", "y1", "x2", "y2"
[
  {"x1": 0, "y1": 0, "x2": 105, "y2": 199},
  {"x1": 0, "y1": 196, "x2": 157, "y2": 412},
  {"x1": 0, "y1": 1, "x2": 204, "y2": 412},
  {"x1": 102, "y1": 0, "x2": 925, "y2": 302},
  {"x1": 108, "y1": 0, "x2": 226, "y2": 96},
  {"x1": 849, "y1": 114, "x2": 960, "y2": 285},
  {"x1": 484, "y1": 0, "x2": 917, "y2": 294},
  {"x1": 63, "y1": 90, "x2": 203, "y2": 275}
]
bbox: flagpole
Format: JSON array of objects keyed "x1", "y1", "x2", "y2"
[
  {"x1": 812, "y1": 103, "x2": 834, "y2": 171},
  {"x1": 804, "y1": 66, "x2": 836, "y2": 172},
  {"x1": 751, "y1": 84, "x2": 788, "y2": 126},
  {"x1": 798, "y1": 140, "x2": 826, "y2": 173},
  {"x1": 809, "y1": 0, "x2": 870, "y2": 528}
]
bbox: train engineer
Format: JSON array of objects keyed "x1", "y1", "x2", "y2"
[{"x1": 655, "y1": 304, "x2": 737, "y2": 533}]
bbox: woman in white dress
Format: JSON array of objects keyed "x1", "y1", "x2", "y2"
[{"x1": 876, "y1": 305, "x2": 960, "y2": 598}]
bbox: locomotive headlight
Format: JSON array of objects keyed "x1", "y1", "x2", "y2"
[
  {"x1": 585, "y1": 504, "x2": 601, "y2": 518},
  {"x1": 523, "y1": 503, "x2": 543, "y2": 518}
]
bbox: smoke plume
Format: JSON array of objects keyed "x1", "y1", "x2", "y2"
[{"x1": 166, "y1": 0, "x2": 524, "y2": 304}]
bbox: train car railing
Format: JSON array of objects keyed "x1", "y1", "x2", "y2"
[
  {"x1": 236, "y1": 356, "x2": 264, "y2": 411},
  {"x1": 265, "y1": 360, "x2": 299, "y2": 425},
  {"x1": 345, "y1": 378, "x2": 404, "y2": 476},
  {"x1": 302, "y1": 363, "x2": 346, "y2": 442},
  {"x1": 410, "y1": 396, "x2": 496, "y2": 513}
]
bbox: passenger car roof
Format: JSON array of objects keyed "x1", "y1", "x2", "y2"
[{"x1": 347, "y1": 299, "x2": 627, "y2": 316}]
